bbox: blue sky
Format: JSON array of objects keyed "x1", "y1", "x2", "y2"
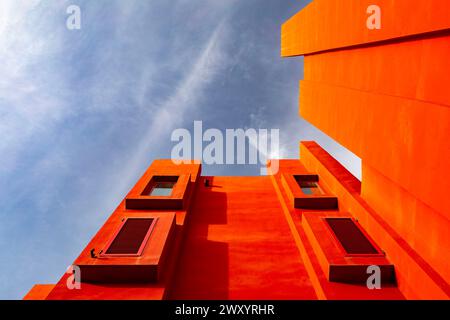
[{"x1": 0, "y1": 0, "x2": 360, "y2": 299}]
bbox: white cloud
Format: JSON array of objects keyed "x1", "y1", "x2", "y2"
[
  {"x1": 0, "y1": 1, "x2": 70, "y2": 173},
  {"x1": 119, "y1": 19, "x2": 230, "y2": 187}
]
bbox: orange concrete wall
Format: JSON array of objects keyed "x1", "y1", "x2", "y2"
[
  {"x1": 169, "y1": 176, "x2": 318, "y2": 300},
  {"x1": 361, "y1": 164, "x2": 450, "y2": 284},
  {"x1": 270, "y1": 157, "x2": 405, "y2": 300},
  {"x1": 299, "y1": 81, "x2": 450, "y2": 217},
  {"x1": 300, "y1": 142, "x2": 449, "y2": 299},
  {"x1": 32, "y1": 164, "x2": 320, "y2": 300},
  {"x1": 283, "y1": 0, "x2": 450, "y2": 298},
  {"x1": 26, "y1": 158, "x2": 413, "y2": 300},
  {"x1": 303, "y1": 35, "x2": 450, "y2": 106},
  {"x1": 282, "y1": 0, "x2": 450, "y2": 56}
]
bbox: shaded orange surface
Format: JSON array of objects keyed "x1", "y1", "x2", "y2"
[
  {"x1": 361, "y1": 164, "x2": 450, "y2": 284},
  {"x1": 270, "y1": 159, "x2": 404, "y2": 300},
  {"x1": 304, "y1": 35, "x2": 450, "y2": 107},
  {"x1": 282, "y1": 0, "x2": 450, "y2": 56},
  {"x1": 300, "y1": 80, "x2": 450, "y2": 217},
  {"x1": 26, "y1": 153, "x2": 436, "y2": 300},
  {"x1": 169, "y1": 176, "x2": 317, "y2": 300},
  {"x1": 300, "y1": 142, "x2": 449, "y2": 299},
  {"x1": 29, "y1": 158, "x2": 413, "y2": 300},
  {"x1": 295, "y1": 20, "x2": 450, "y2": 282},
  {"x1": 285, "y1": 0, "x2": 450, "y2": 300}
]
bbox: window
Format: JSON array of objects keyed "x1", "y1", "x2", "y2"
[
  {"x1": 142, "y1": 176, "x2": 179, "y2": 197},
  {"x1": 294, "y1": 175, "x2": 324, "y2": 196},
  {"x1": 326, "y1": 218, "x2": 379, "y2": 255},
  {"x1": 299, "y1": 181, "x2": 324, "y2": 195},
  {"x1": 128, "y1": 175, "x2": 187, "y2": 210},
  {"x1": 103, "y1": 218, "x2": 157, "y2": 256},
  {"x1": 149, "y1": 182, "x2": 176, "y2": 196}
]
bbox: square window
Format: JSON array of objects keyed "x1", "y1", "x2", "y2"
[
  {"x1": 283, "y1": 174, "x2": 337, "y2": 210},
  {"x1": 149, "y1": 182, "x2": 176, "y2": 196},
  {"x1": 141, "y1": 176, "x2": 179, "y2": 197},
  {"x1": 128, "y1": 175, "x2": 188, "y2": 210},
  {"x1": 295, "y1": 176, "x2": 324, "y2": 195}
]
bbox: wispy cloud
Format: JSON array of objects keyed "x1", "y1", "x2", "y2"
[
  {"x1": 0, "y1": 1, "x2": 71, "y2": 174},
  {"x1": 120, "y1": 19, "x2": 230, "y2": 187}
]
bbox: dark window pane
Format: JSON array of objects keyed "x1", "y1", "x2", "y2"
[
  {"x1": 106, "y1": 218, "x2": 155, "y2": 255},
  {"x1": 326, "y1": 218, "x2": 379, "y2": 255},
  {"x1": 294, "y1": 176, "x2": 324, "y2": 195}
]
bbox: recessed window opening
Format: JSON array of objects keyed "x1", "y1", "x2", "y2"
[
  {"x1": 103, "y1": 218, "x2": 157, "y2": 256},
  {"x1": 150, "y1": 182, "x2": 176, "y2": 196},
  {"x1": 326, "y1": 218, "x2": 379, "y2": 255},
  {"x1": 294, "y1": 175, "x2": 324, "y2": 195},
  {"x1": 143, "y1": 176, "x2": 179, "y2": 197}
]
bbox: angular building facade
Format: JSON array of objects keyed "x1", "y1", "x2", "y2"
[{"x1": 25, "y1": 0, "x2": 449, "y2": 300}]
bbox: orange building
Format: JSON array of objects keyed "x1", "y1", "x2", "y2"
[{"x1": 25, "y1": 0, "x2": 449, "y2": 300}]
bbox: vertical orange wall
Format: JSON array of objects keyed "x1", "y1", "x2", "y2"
[
  {"x1": 299, "y1": 142, "x2": 449, "y2": 299},
  {"x1": 282, "y1": 0, "x2": 450, "y2": 298}
]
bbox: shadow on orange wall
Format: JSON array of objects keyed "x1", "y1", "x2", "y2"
[{"x1": 169, "y1": 177, "x2": 229, "y2": 299}]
